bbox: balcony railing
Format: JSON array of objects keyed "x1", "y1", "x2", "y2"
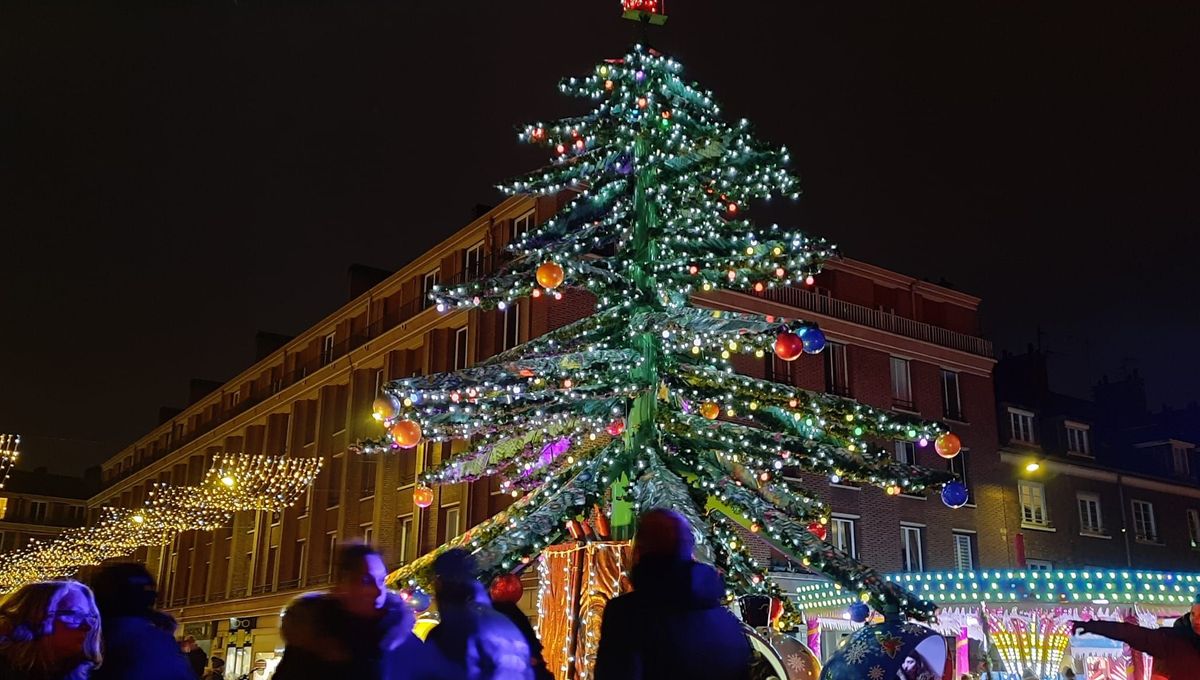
[{"x1": 757, "y1": 287, "x2": 993, "y2": 358}]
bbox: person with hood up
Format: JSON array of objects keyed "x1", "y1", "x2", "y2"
[
  {"x1": 594, "y1": 508, "x2": 751, "y2": 680},
  {"x1": 1071, "y1": 592, "x2": 1200, "y2": 680},
  {"x1": 274, "y1": 541, "x2": 424, "y2": 680},
  {"x1": 425, "y1": 549, "x2": 532, "y2": 680},
  {"x1": 89, "y1": 562, "x2": 194, "y2": 680}
]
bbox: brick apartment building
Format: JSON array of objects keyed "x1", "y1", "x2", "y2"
[
  {"x1": 0, "y1": 467, "x2": 95, "y2": 553},
  {"x1": 702, "y1": 260, "x2": 999, "y2": 581},
  {"x1": 80, "y1": 191, "x2": 1003, "y2": 668},
  {"x1": 988, "y1": 348, "x2": 1200, "y2": 572}
]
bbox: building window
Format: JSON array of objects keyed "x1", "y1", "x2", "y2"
[
  {"x1": 443, "y1": 506, "x2": 462, "y2": 542},
  {"x1": 894, "y1": 441, "x2": 916, "y2": 466},
  {"x1": 1188, "y1": 509, "x2": 1200, "y2": 549},
  {"x1": 375, "y1": 368, "x2": 385, "y2": 397},
  {"x1": 824, "y1": 342, "x2": 850, "y2": 396},
  {"x1": 1172, "y1": 444, "x2": 1191, "y2": 477},
  {"x1": 769, "y1": 352, "x2": 793, "y2": 384},
  {"x1": 422, "y1": 270, "x2": 440, "y2": 310},
  {"x1": 1077, "y1": 493, "x2": 1104, "y2": 535},
  {"x1": 30, "y1": 501, "x2": 47, "y2": 523},
  {"x1": 1063, "y1": 422, "x2": 1090, "y2": 456},
  {"x1": 512, "y1": 211, "x2": 534, "y2": 241},
  {"x1": 1008, "y1": 408, "x2": 1036, "y2": 444},
  {"x1": 360, "y1": 459, "x2": 377, "y2": 499},
  {"x1": 326, "y1": 455, "x2": 343, "y2": 509},
  {"x1": 398, "y1": 516, "x2": 414, "y2": 564},
  {"x1": 362, "y1": 524, "x2": 373, "y2": 545},
  {"x1": 829, "y1": 516, "x2": 857, "y2": 558},
  {"x1": 326, "y1": 532, "x2": 338, "y2": 580},
  {"x1": 502, "y1": 303, "x2": 521, "y2": 351},
  {"x1": 890, "y1": 357, "x2": 913, "y2": 408},
  {"x1": 453, "y1": 327, "x2": 469, "y2": 371},
  {"x1": 463, "y1": 243, "x2": 484, "y2": 281},
  {"x1": 1018, "y1": 481, "x2": 1048, "y2": 527},
  {"x1": 947, "y1": 449, "x2": 971, "y2": 504},
  {"x1": 321, "y1": 332, "x2": 336, "y2": 366},
  {"x1": 1132, "y1": 500, "x2": 1158, "y2": 542},
  {"x1": 941, "y1": 370, "x2": 963, "y2": 421},
  {"x1": 228, "y1": 391, "x2": 241, "y2": 409},
  {"x1": 900, "y1": 525, "x2": 923, "y2": 572},
  {"x1": 953, "y1": 532, "x2": 975, "y2": 571},
  {"x1": 1026, "y1": 559, "x2": 1053, "y2": 571}
]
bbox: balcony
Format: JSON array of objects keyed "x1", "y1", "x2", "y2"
[{"x1": 757, "y1": 287, "x2": 993, "y2": 358}]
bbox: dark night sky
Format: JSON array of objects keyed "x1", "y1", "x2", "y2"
[{"x1": 2, "y1": 1, "x2": 1198, "y2": 474}]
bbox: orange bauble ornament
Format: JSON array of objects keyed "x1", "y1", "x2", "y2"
[
  {"x1": 372, "y1": 396, "x2": 399, "y2": 421},
  {"x1": 389, "y1": 420, "x2": 422, "y2": 449},
  {"x1": 700, "y1": 402, "x2": 720, "y2": 420},
  {"x1": 536, "y1": 262, "x2": 564, "y2": 289},
  {"x1": 413, "y1": 485, "x2": 434, "y2": 509},
  {"x1": 935, "y1": 433, "x2": 962, "y2": 459}
]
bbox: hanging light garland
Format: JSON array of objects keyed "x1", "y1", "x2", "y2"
[
  {"x1": 0, "y1": 433, "x2": 19, "y2": 490},
  {"x1": 0, "y1": 453, "x2": 321, "y2": 593}
]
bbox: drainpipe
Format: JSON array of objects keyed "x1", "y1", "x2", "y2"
[{"x1": 1117, "y1": 474, "x2": 1133, "y2": 567}]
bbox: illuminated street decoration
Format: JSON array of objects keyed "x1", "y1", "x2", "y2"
[
  {"x1": 0, "y1": 433, "x2": 19, "y2": 489},
  {"x1": 0, "y1": 453, "x2": 321, "y2": 592}
]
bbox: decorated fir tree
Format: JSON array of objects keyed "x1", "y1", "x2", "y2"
[{"x1": 363, "y1": 44, "x2": 967, "y2": 626}]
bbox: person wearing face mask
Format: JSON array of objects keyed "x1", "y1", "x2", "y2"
[
  {"x1": 274, "y1": 542, "x2": 423, "y2": 680},
  {"x1": 1071, "y1": 593, "x2": 1200, "y2": 680},
  {"x1": 0, "y1": 580, "x2": 102, "y2": 680},
  {"x1": 89, "y1": 562, "x2": 194, "y2": 680}
]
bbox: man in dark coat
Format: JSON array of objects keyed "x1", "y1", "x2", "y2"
[
  {"x1": 1072, "y1": 596, "x2": 1200, "y2": 680},
  {"x1": 90, "y1": 561, "x2": 195, "y2": 680},
  {"x1": 181, "y1": 635, "x2": 208, "y2": 677},
  {"x1": 594, "y1": 509, "x2": 751, "y2": 680},
  {"x1": 274, "y1": 542, "x2": 425, "y2": 680}
]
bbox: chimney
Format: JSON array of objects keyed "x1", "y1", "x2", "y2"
[
  {"x1": 254, "y1": 332, "x2": 293, "y2": 361},
  {"x1": 187, "y1": 379, "x2": 222, "y2": 406},
  {"x1": 347, "y1": 264, "x2": 392, "y2": 300}
]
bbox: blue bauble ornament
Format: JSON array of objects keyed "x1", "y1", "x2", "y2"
[
  {"x1": 610, "y1": 153, "x2": 633, "y2": 175},
  {"x1": 848, "y1": 602, "x2": 870, "y2": 623},
  {"x1": 801, "y1": 328, "x2": 827, "y2": 354},
  {"x1": 404, "y1": 588, "x2": 431, "y2": 613},
  {"x1": 941, "y1": 480, "x2": 969, "y2": 508}
]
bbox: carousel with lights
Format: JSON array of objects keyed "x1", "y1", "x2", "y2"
[{"x1": 356, "y1": 4, "x2": 972, "y2": 677}]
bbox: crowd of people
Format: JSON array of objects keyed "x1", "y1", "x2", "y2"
[
  {"x1": 8, "y1": 507, "x2": 1199, "y2": 680},
  {"x1": 0, "y1": 509, "x2": 748, "y2": 680}
]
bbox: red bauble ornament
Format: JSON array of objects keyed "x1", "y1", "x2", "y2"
[
  {"x1": 536, "y1": 262, "x2": 564, "y2": 289},
  {"x1": 413, "y1": 485, "x2": 434, "y2": 509},
  {"x1": 389, "y1": 420, "x2": 422, "y2": 449},
  {"x1": 935, "y1": 433, "x2": 962, "y2": 459},
  {"x1": 807, "y1": 521, "x2": 828, "y2": 541},
  {"x1": 490, "y1": 573, "x2": 523, "y2": 604},
  {"x1": 773, "y1": 332, "x2": 805, "y2": 362},
  {"x1": 605, "y1": 419, "x2": 626, "y2": 437}
]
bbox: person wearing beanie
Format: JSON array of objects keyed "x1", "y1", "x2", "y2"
[
  {"x1": 594, "y1": 508, "x2": 751, "y2": 680},
  {"x1": 89, "y1": 562, "x2": 194, "y2": 680}
]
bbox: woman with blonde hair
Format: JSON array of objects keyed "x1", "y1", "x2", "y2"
[{"x1": 0, "y1": 580, "x2": 102, "y2": 680}]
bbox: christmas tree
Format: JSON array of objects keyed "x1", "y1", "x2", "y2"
[{"x1": 364, "y1": 44, "x2": 965, "y2": 625}]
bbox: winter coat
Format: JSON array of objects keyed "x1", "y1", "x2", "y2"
[
  {"x1": 1080, "y1": 620, "x2": 1200, "y2": 680},
  {"x1": 491, "y1": 601, "x2": 553, "y2": 680},
  {"x1": 424, "y1": 584, "x2": 533, "y2": 680},
  {"x1": 274, "y1": 591, "x2": 424, "y2": 680},
  {"x1": 91, "y1": 613, "x2": 195, "y2": 680},
  {"x1": 593, "y1": 557, "x2": 751, "y2": 680},
  {"x1": 186, "y1": 647, "x2": 208, "y2": 677}
]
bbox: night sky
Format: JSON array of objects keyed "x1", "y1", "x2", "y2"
[{"x1": 3, "y1": 1, "x2": 1197, "y2": 474}]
